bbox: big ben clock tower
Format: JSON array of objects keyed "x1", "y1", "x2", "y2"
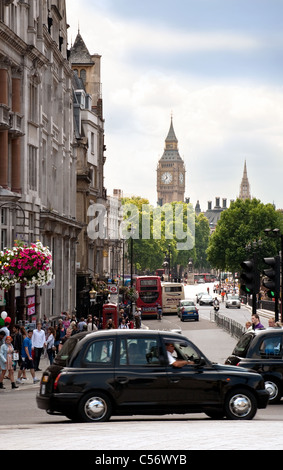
[{"x1": 157, "y1": 117, "x2": 186, "y2": 205}]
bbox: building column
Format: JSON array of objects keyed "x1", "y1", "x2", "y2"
[
  {"x1": 11, "y1": 77, "x2": 22, "y2": 193},
  {"x1": 0, "y1": 68, "x2": 9, "y2": 188},
  {"x1": 0, "y1": 131, "x2": 9, "y2": 188},
  {"x1": 11, "y1": 138, "x2": 21, "y2": 193}
]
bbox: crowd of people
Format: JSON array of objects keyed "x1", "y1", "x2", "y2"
[
  {"x1": 245, "y1": 313, "x2": 282, "y2": 331},
  {"x1": 0, "y1": 304, "x2": 145, "y2": 390}
]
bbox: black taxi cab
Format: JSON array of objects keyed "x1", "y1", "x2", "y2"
[
  {"x1": 225, "y1": 328, "x2": 283, "y2": 403},
  {"x1": 36, "y1": 329, "x2": 269, "y2": 422}
]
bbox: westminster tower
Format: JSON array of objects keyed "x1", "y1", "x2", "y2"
[{"x1": 156, "y1": 118, "x2": 186, "y2": 205}]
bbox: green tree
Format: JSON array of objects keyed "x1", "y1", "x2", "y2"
[
  {"x1": 206, "y1": 198, "x2": 283, "y2": 273},
  {"x1": 194, "y1": 213, "x2": 210, "y2": 272},
  {"x1": 121, "y1": 198, "x2": 196, "y2": 274}
]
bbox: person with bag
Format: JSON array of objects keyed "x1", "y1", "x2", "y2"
[
  {"x1": 45, "y1": 327, "x2": 56, "y2": 365},
  {"x1": 0, "y1": 336, "x2": 18, "y2": 389}
]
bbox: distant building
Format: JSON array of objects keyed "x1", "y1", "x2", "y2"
[
  {"x1": 157, "y1": 117, "x2": 186, "y2": 205},
  {"x1": 69, "y1": 30, "x2": 108, "y2": 314},
  {"x1": 239, "y1": 160, "x2": 251, "y2": 200},
  {"x1": 203, "y1": 198, "x2": 229, "y2": 232}
]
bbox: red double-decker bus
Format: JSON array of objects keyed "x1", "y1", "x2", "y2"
[{"x1": 136, "y1": 276, "x2": 162, "y2": 318}]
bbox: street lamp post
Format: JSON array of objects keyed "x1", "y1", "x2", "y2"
[{"x1": 89, "y1": 288, "x2": 97, "y2": 330}]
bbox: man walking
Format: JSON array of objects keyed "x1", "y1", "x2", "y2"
[
  {"x1": 32, "y1": 322, "x2": 45, "y2": 371},
  {"x1": 17, "y1": 330, "x2": 40, "y2": 384}
]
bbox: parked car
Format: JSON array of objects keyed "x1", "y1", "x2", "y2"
[
  {"x1": 37, "y1": 329, "x2": 269, "y2": 422},
  {"x1": 177, "y1": 299, "x2": 199, "y2": 321},
  {"x1": 226, "y1": 294, "x2": 241, "y2": 309},
  {"x1": 199, "y1": 294, "x2": 213, "y2": 306},
  {"x1": 225, "y1": 328, "x2": 283, "y2": 403}
]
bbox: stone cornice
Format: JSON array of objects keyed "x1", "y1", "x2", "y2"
[{"x1": 0, "y1": 23, "x2": 49, "y2": 68}]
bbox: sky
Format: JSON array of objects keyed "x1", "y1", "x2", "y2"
[{"x1": 66, "y1": 0, "x2": 283, "y2": 212}]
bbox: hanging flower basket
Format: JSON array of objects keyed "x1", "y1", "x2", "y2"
[
  {"x1": 0, "y1": 241, "x2": 53, "y2": 290},
  {"x1": 126, "y1": 287, "x2": 139, "y2": 302}
]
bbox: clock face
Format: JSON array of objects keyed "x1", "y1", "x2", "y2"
[
  {"x1": 161, "y1": 172, "x2": 172, "y2": 184},
  {"x1": 179, "y1": 173, "x2": 184, "y2": 184}
]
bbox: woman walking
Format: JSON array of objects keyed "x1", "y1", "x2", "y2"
[
  {"x1": 0, "y1": 336, "x2": 18, "y2": 389},
  {"x1": 45, "y1": 327, "x2": 55, "y2": 364}
]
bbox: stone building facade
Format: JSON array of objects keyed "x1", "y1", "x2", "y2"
[{"x1": 0, "y1": 1, "x2": 81, "y2": 321}]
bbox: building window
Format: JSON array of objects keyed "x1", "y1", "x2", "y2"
[
  {"x1": 91, "y1": 132, "x2": 94, "y2": 154},
  {"x1": 29, "y1": 83, "x2": 38, "y2": 122},
  {"x1": 80, "y1": 69, "x2": 86, "y2": 84},
  {"x1": 28, "y1": 145, "x2": 38, "y2": 190},
  {"x1": 0, "y1": 208, "x2": 7, "y2": 251}
]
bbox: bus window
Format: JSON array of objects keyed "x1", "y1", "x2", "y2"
[{"x1": 161, "y1": 282, "x2": 185, "y2": 314}]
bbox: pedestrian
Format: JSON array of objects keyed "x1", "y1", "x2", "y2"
[
  {"x1": 251, "y1": 313, "x2": 265, "y2": 330},
  {"x1": 16, "y1": 330, "x2": 40, "y2": 385},
  {"x1": 59, "y1": 327, "x2": 72, "y2": 350},
  {"x1": 0, "y1": 318, "x2": 11, "y2": 339},
  {"x1": 78, "y1": 317, "x2": 87, "y2": 331},
  {"x1": 106, "y1": 318, "x2": 115, "y2": 329},
  {"x1": 134, "y1": 308, "x2": 141, "y2": 329},
  {"x1": 70, "y1": 322, "x2": 80, "y2": 335},
  {"x1": 32, "y1": 322, "x2": 46, "y2": 371},
  {"x1": 245, "y1": 321, "x2": 253, "y2": 332},
  {"x1": 118, "y1": 318, "x2": 129, "y2": 329},
  {"x1": 87, "y1": 315, "x2": 98, "y2": 331},
  {"x1": 19, "y1": 326, "x2": 28, "y2": 380},
  {"x1": 11, "y1": 324, "x2": 22, "y2": 371},
  {"x1": 0, "y1": 331, "x2": 5, "y2": 346},
  {"x1": 0, "y1": 336, "x2": 18, "y2": 389},
  {"x1": 54, "y1": 320, "x2": 66, "y2": 352},
  {"x1": 45, "y1": 327, "x2": 55, "y2": 364}
]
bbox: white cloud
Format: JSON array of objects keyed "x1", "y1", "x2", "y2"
[{"x1": 67, "y1": 0, "x2": 283, "y2": 210}]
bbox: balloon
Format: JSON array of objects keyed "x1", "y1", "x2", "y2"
[
  {"x1": 0, "y1": 318, "x2": 4, "y2": 327},
  {"x1": 1, "y1": 311, "x2": 7, "y2": 320},
  {"x1": 5, "y1": 317, "x2": 11, "y2": 323}
]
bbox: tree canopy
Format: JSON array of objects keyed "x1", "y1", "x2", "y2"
[
  {"x1": 206, "y1": 198, "x2": 283, "y2": 273},
  {"x1": 121, "y1": 197, "x2": 210, "y2": 275}
]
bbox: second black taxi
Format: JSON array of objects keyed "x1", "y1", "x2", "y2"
[{"x1": 225, "y1": 328, "x2": 283, "y2": 403}]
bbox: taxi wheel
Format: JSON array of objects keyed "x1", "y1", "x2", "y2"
[
  {"x1": 78, "y1": 392, "x2": 112, "y2": 422},
  {"x1": 224, "y1": 388, "x2": 257, "y2": 420},
  {"x1": 264, "y1": 379, "x2": 281, "y2": 404}
]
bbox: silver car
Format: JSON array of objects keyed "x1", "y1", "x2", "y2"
[
  {"x1": 199, "y1": 294, "x2": 213, "y2": 306},
  {"x1": 225, "y1": 294, "x2": 241, "y2": 309}
]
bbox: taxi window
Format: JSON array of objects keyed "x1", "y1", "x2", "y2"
[
  {"x1": 84, "y1": 339, "x2": 114, "y2": 365},
  {"x1": 119, "y1": 338, "x2": 161, "y2": 366},
  {"x1": 174, "y1": 342, "x2": 200, "y2": 362},
  {"x1": 259, "y1": 335, "x2": 282, "y2": 358}
]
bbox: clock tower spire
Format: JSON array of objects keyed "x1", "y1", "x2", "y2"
[{"x1": 157, "y1": 117, "x2": 186, "y2": 205}]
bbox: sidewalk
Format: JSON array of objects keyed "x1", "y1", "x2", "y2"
[{"x1": 0, "y1": 353, "x2": 49, "y2": 393}]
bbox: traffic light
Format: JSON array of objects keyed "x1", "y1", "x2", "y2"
[
  {"x1": 262, "y1": 256, "x2": 280, "y2": 298},
  {"x1": 240, "y1": 259, "x2": 260, "y2": 294}
]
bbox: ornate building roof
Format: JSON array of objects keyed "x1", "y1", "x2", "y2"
[
  {"x1": 69, "y1": 31, "x2": 94, "y2": 66},
  {"x1": 239, "y1": 160, "x2": 251, "y2": 200},
  {"x1": 160, "y1": 117, "x2": 183, "y2": 162}
]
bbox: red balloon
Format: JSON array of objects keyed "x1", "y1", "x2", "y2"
[{"x1": 5, "y1": 317, "x2": 11, "y2": 323}]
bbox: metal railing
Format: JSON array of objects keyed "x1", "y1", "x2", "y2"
[{"x1": 211, "y1": 310, "x2": 246, "y2": 339}]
